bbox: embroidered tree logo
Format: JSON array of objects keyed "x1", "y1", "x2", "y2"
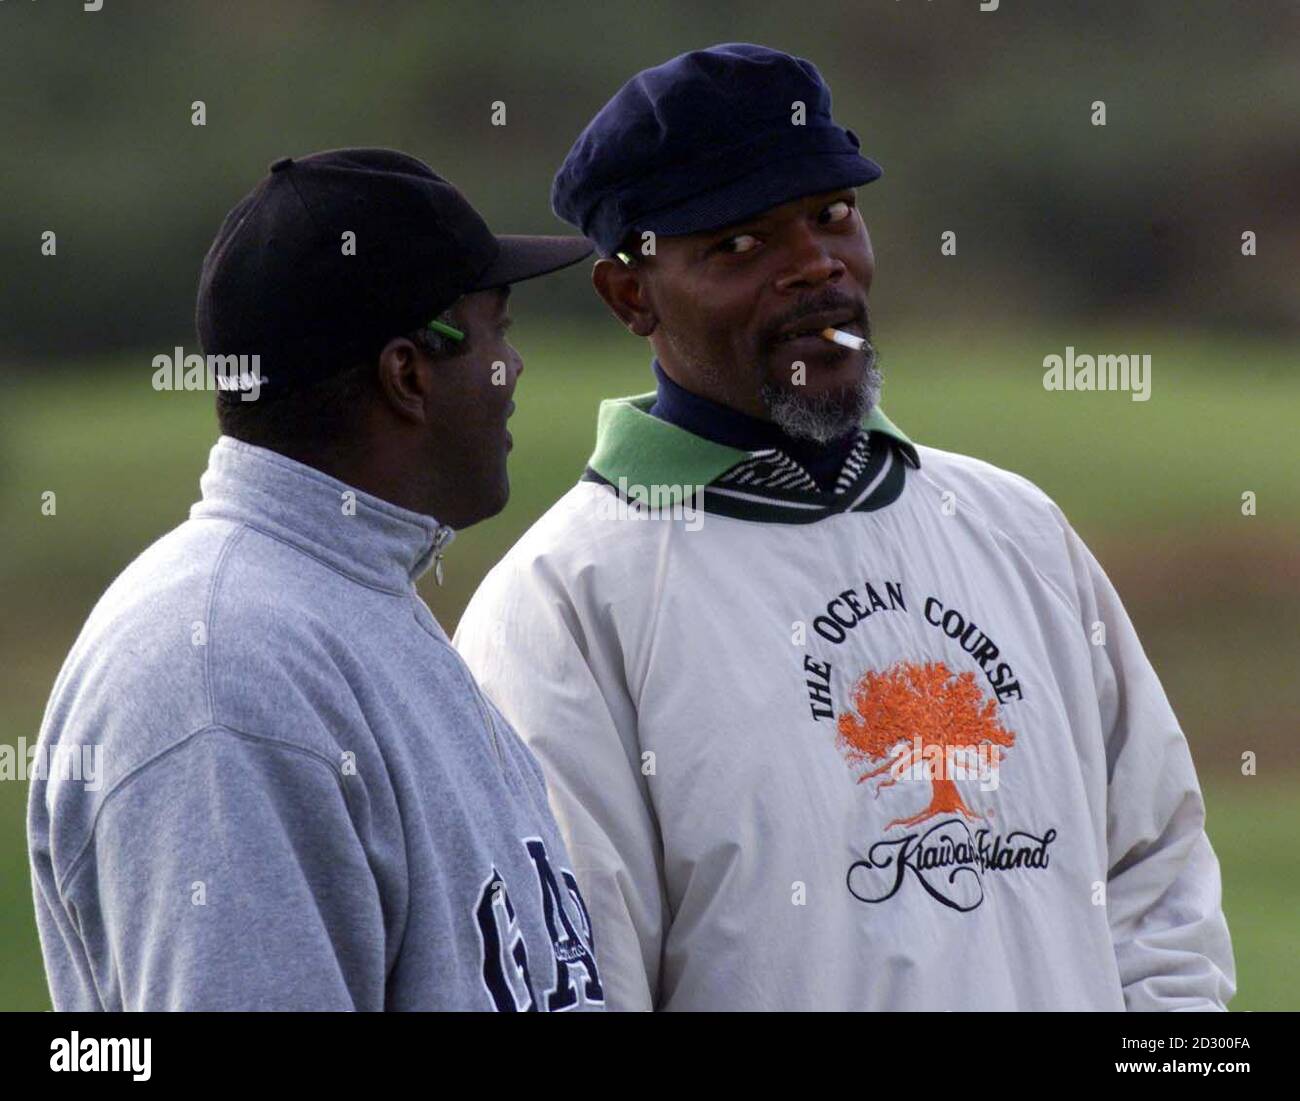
[{"x1": 835, "y1": 660, "x2": 1016, "y2": 830}]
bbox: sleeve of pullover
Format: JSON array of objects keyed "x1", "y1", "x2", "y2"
[
  {"x1": 1058, "y1": 515, "x2": 1236, "y2": 1011},
  {"x1": 47, "y1": 725, "x2": 389, "y2": 1011}
]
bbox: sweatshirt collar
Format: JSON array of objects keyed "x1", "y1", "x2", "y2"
[
  {"x1": 190, "y1": 437, "x2": 454, "y2": 593},
  {"x1": 587, "y1": 392, "x2": 919, "y2": 492},
  {"x1": 583, "y1": 393, "x2": 919, "y2": 524}
]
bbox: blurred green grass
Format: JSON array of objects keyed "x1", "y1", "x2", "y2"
[{"x1": 2, "y1": 322, "x2": 1297, "y2": 1009}]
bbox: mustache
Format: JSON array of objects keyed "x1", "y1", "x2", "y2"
[{"x1": 760, "y1": 292, "x2": 871, "y2": 347}]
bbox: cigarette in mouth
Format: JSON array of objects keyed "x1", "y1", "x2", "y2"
[{"x1": 821, "y1": 327, "x2": 866, "y2": 351}]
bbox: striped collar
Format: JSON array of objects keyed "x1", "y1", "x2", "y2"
[{"x1": 582, "y1": 393, "x2": 921, "y2": 525}]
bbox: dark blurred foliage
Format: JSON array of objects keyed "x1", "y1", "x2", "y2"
[{"x1": 1, "y1": 0, "x2": 1296, "y2": 366}]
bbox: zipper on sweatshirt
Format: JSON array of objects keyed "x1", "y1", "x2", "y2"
[
  {"x1": 430, "y1": 525, "x2": 453, "y2": 586},
  {"x1": 462, "y1": 661, "x2": 505, "y2": 767},
  {"x1": 408, "y1": 593, "x2": 504, "y2": 768}
]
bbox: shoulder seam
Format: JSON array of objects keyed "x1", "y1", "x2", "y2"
[{"x1": 56, "y1": 722, "x2": 355, "y2": 897}]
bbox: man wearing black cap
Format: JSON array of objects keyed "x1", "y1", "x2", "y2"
[
  {"x1": 455, "y1": 47, "x2": 1235, "y2": 1011},
  {"x1": 28, "y1": 148, "x2": 605, "y2": 1011}
]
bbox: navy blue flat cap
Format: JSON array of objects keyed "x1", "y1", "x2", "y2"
[{"x1": 552, "y1": 43, "x2": 882, "y2": 256}]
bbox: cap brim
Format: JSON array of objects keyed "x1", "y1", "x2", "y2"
[
  {"x1": 637, "y1": 154, "x2": 882, "y2": 242},
  {"x1": 470, "y1": 234, "x2": 595, "y2": 290}
]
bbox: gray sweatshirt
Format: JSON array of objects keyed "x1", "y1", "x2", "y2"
[{"x1": 28, "y1": 437, "x2": 604, "y2": 1012}]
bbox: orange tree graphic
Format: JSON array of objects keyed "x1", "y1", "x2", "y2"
[{"x1": 835, "y1": 660, "x2": 1016, "y2": 830}]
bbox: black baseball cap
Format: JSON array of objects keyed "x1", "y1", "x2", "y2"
[{"x1": 197, "y1": 147, "x2": 593, "y2": 391}]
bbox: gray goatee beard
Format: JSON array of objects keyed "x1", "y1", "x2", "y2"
[{"x1": 761, "y1": 354, "x2": 884, "y2": 444}]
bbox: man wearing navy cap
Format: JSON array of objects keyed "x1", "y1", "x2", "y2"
[
  {"x1": 455, "y1": 47, "x2": 1234, "y2": 1011},
  {"x1": 29, "y1": 149, "x2": 605, "y2": 1010}
]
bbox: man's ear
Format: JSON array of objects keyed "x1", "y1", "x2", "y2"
[
  {"x1": 592, "y1": 258, "x2": 657, "y2": 337},
  {"x1": 376, "y1": 337, "x2": 433, "y2": 425}
]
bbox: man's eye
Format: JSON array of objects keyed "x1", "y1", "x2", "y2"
[
  {"x1": 820, "y1": 200, "x2": 852, "y2": 224},
  {"x1": 718, "y1": 233, "x2": 760, "y2": 254}
]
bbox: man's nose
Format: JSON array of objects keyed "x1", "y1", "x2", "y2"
[
  {"x1": 503, "y1": 343, "x2": 523, "y2": 387},
  {"x1": 774, "y1": 226, "x2": 846, "y2": 292}
]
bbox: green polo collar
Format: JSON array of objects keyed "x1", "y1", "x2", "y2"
[{"x1": 587, "y1": 392, "x2": 920, "y2": 491}]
